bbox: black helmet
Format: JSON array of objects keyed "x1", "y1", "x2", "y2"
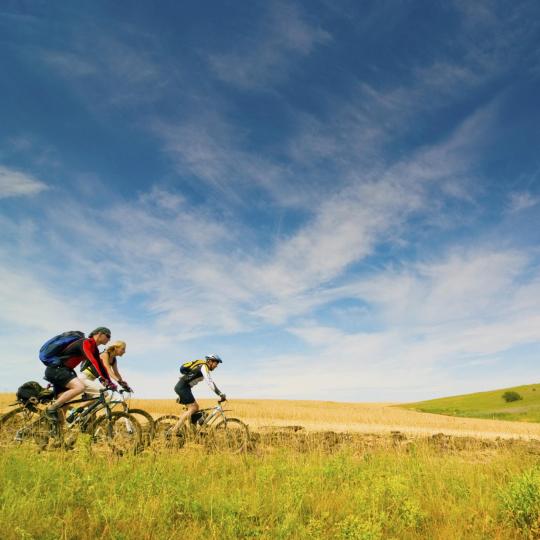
[{"x1": 89, "y1": 327, "x2": 111, "y2": 338}]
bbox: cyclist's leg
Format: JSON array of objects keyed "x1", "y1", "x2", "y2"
[
  {"x1": 175, "y1": 402, "x2": 199, "y2": 430},
  {"x1": 77, "y1": 371, "x2": 103, "y2": 407},
  {"x1": 173, "y1": 380, "x2": 198, "y2": 431},
  {"x1": 44, "y1": 366, "x2": 85, "y2": 418}
]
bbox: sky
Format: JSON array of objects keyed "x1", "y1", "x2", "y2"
[{"x1": 1, "y1": 0, "x2": 540, "y2": 402}]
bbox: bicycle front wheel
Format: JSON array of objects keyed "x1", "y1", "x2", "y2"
[
  {"x1": 208, "y1": 418, "x2": 250, "y2": 453},
  {"x1": 128, "y1": 408, "x2": 155, "y2": 446},
  {"x1": 92, "y1": 412, "x2": 143, "y2": 456}
]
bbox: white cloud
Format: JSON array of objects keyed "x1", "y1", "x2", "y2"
[
  {"x1": 208, "y1": 3, "x2": 330, "y2": 89},
  {"x1": 507, "y1": 191, "x2": 540, "y2": 213},
  {"x1": 41, "y1": 33, "x2": 168, "y2": 107},
  {"x1": 0, "y1": 166, "x2": 48, "y2": 199},
  {"x1": 248, "y1": 246, "x2": 540, "y2": 400}
]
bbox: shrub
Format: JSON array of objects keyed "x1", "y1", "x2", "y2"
[{"x1": 502, "y1": 391, "x2": 523, "y2": 403}]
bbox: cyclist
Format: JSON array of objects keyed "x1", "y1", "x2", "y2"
[
  {"x1": 79, "y1": 340, "x2": 133, "y2": 396},
  {"x1": 174, "y1": 354, "x2": 226, "y2": 428},
  {"x1": 44, "y1": 327, "x2": 115, "y2": 425}
]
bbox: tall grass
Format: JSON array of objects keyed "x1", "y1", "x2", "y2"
[{"x1": 1, "y1": 442, "x2": 540, "y2": 539}]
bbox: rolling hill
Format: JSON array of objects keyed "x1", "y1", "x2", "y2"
[{"x1": 404, "y1": 383, "x2": 540, "y2": 422}]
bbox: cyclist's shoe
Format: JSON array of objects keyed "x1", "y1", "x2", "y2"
[
  {"x1": 44, "y1": 407, "x2": 59, "y2": 422},
  {"x1": 66, "y1": 407, "x2": 84, "y2": 424}
]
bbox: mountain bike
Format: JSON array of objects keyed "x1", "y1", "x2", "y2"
[
  {"x1": 154, "y1": 400, "x2": 249, "y2": 453},
  {"x1": 2, "y1": 389, "x2": 143, "y2": 455}
]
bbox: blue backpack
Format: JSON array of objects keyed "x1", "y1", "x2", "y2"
[{"x1": 39, "y1": 331, "x2": 85, "y2": 366}]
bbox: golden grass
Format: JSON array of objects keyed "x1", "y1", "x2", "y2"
[
  {"x1": 130, "y1": 396, "x2": 540, "y2": 440},
  {"x1": 4, "y1": 393, "x2": 540, "y2": 440}
]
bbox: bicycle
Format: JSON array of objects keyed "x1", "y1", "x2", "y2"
[
  {"x1": 5, "y1": 389, "x2": 143, "y2": 455},
  {"x1": 154, "y1": 400, "x2": 250, "y2": 453},
  {"x1": 64, "y1": 389, "x2": 144, "y2": 455}
]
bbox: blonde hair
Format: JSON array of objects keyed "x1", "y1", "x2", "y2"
[{"x1": 105, "y1": 341, "x2": 126, "y2": 358}]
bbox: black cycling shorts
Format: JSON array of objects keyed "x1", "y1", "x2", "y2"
[
  {"x1": 174, "y1": 380, "x2": 195, "y2": 405},
  {"x1": 44, "y1": 365, "x2": 77, "y2": 394}
]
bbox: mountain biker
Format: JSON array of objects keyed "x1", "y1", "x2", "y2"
[
  {"x1": 79, "y1": 340, "x2": 133, "y2": 396},
  {"x1": 44, "y1": 327, "x2": 114, "y2": 425},
  {"x1": 174, "y1": 354, "x2": 226, "y2": 428}
]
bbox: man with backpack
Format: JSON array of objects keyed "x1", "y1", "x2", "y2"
[
  {"x1": 41, "y1": 327, "x2": 115, "y2": 425},
  {"x1": 174, "y1": 354, "x2": 226, "y2": 428}
]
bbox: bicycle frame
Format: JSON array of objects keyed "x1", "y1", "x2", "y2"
[
  {"x1": 63, "y1": 389, "x2": 116, "y2": 431},
  {"x1": 189, "y1": 403, "x2": 231, "y2": 432}
]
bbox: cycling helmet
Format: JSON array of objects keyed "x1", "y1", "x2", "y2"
[
  {"x1": 205, "y1": 354, "x2": 222, "y2": 363},
  {"x1": 89, "y1": 326, "x2": 111, "y2": 338}
]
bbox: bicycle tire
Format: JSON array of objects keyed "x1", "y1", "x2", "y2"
[
  {"x1": 0, "y1": 407, "x2": 41, "y2": 448},
  {"x1": 91, "y1": 411, "x2": 143, "y2": 456},
  {"x1": 207, "y1": 418, "x2": 250, "y2": 453},
  {"x1": 153, "y1": 415, "x2": 186, "y2": 450},
  {"x1": 127, "y1": 408, "x2": 155, "y2": 446}
]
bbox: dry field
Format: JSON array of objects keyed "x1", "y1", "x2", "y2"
[
  {"x1": 4, "y1": 392, "x2": 540, "y2": 441},
  {"x1": 130, "y1": 396, "x2": 540, "y2": 441}
]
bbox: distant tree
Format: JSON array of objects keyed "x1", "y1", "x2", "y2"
[{"x1": 502, "y1": 391, "x2": 523, "y2": 403}]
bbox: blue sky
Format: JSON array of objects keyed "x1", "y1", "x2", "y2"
[{"x1": 1, "y1": 0, "x2": 540, "y2": 401}]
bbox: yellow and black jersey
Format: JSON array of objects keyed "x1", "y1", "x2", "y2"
[{"x1": 179, "y1": 359, "x2": 222, "y2": 395}]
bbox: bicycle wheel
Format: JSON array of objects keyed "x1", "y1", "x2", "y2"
[
  {"x1": 128, "y1": 408, "x2": 155, "y2": 446},
  {"x1": 153, "y1": 415, "x2": 186, "y2": 450},
  {"x1": 91, "y1": 412, "x2": 143, "y2": 456},
  {"x1": 208, "y1": 418, "x2": 249, "y2": 453},
  {"x1": 0, "y1": 407, "x2": 41, "y2": 448}
]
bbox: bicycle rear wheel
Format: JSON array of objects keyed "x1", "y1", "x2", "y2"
[
  {"x1": 153, "y1": 415, "x2": 186, "y2": 450},
  {"x1": 208, "y1": 418, "x2": 249, "y2": 453},
  {"x1": 92, "y1": 412, "x2": 143, "y2": 455},
  {"x1": 0, "y1": 407, "x2": 42, "y2": 448}
]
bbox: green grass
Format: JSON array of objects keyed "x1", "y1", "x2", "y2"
[
  {"x1": 403, "y1": 383, "x2": 540, "y2": 422},
  {"x1": 2, "y1": 442, "x2": 540, "y2": 539}
]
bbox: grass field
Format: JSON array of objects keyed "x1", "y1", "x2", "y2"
[
  {"x1": 3, "y1": 437, "x2": 540, "y2": 538},
  {"x1": 404, "y1": 383, "x2": 540, "y2": 423},
  {"x1": 4, "y1": 393, "x2": 540, "y2": 538}
]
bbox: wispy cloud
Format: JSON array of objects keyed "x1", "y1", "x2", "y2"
[
  {"x1": 40, "y1": 33, "x2": 168, "y2": 107},
  {"x1": 0, "y1": 166, "x2": 48, "y2": 199},
  {"x1": 252, "y1": 245, "x2": 540, "y2": 399},
  {"x1": 507, "y1": 191, "x2": 540, "y2": 213},
  {"x1": 208, "y1": 3, "x2": 330, "y2": 89}
]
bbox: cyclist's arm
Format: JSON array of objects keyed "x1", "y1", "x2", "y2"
[
  {"x1": 83, "y1": 340, "x2": 109, "y2": 381},
  {"x1": 201, "y1": 365, "x2": 223, "y2": 397},
  {"x1": 100, "y1": 352, "x2": 123, "y2": 383}
]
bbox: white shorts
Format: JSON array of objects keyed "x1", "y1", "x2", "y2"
[{"x1": 78, "y1": 370, "x2": 104, "y2": 397}]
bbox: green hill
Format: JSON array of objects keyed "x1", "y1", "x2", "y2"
[{"x1": 403, "y1": 383, "x2": 540, "y2": 423}]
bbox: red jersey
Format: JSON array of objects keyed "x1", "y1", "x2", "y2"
[{"x1": 58, "y1": 336, "x2": 109, "y2": 381}]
